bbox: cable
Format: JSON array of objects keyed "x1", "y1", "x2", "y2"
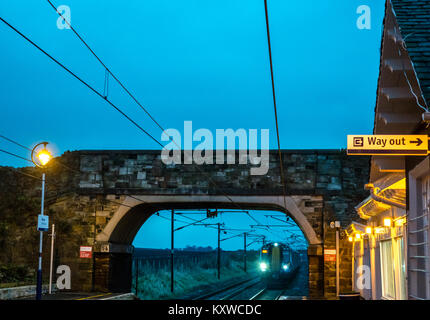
[
  {"x1": 45, "y1": 0, "x2": 172, "y2": 139},
  {"x1": 44, "y1": 2, "x2": 261, "y2": 216},
  {"x1": 395, "y1": 27, "x2": 428, "y2": 112},
  {"x1": 0, "y1": 165, "x2": 42, "y2": 181},
  {"x1": 0, "y1": 133, "x2": 81, "y2": 174},
  {"x1": 0, "y1": 134, "x2": 32, "y2": 151},
  {"x1": 263, "y1": 0, "x2": 288, "y2": 211},
  {"x1": 0, "y1": 15, "x2": 273, "y2": 241},
  {"x1": 1, "y1": 16, "x2": 251, "y2": 217},
  {"x1": 0, "y1": 16, "x2": 164, "y2": 149},
  {"x1": 0, "y1": 148, "x2": 33, "y2": 164}
]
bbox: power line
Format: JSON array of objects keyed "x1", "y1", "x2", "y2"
[
  {"x1": 0, "y1": 148, "x2": 33, "y2": 164},
  {"x1": 0, "y1": 15, "x2": 265, "y2": 232},
  {"x1": 263, "y1": 0, "x2": 288, "y2": 211},
  {"x1": 0, "y1": 16, "x2": 164, "y2": 149},
  {"x1": 0, "y1": 133, "x2": 81, "y2": 174},
  {"x1": 0, "y1": 165, "x2": 42, "y2": 181},
  {"x1": 0, "y1": 134, "x2": 32, "y2": 151},
  {"x1": 45, "y1": 0, "x2": 171, "y2": 138},
  {"x1": 42, "y1": 4, "x2": 260, "y2": 217},
  {"x1": 0, "y1": 15, "x2": 249, "y2": 216}
]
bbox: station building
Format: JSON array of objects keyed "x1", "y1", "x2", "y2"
[{"x1": 347, "y1": 0, "x2": 430, "y2": 300}]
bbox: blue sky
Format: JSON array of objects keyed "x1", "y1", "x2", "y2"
[{"x1": 0, "y1": 0, "x2": 385, "y2": 249}]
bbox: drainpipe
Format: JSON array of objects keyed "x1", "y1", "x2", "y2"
[{"x1": 368, "y1": 186, "x2": 406, "y2": 209}]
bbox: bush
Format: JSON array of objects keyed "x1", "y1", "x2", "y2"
[{"x1": 0, "y1": 264, "x2": 32, "y2": 283}]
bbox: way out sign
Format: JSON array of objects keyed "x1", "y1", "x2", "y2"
[
  {"x1": 347, "y1": 135, "x2": 428, "y2": 156},
  {"x1": 80, "y1": 246, "x2": 92, "y2": 259}
]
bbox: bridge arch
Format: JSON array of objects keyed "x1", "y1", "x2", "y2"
[{"x1": 96, "y1": 195, "x2": 321, "y2": 246}]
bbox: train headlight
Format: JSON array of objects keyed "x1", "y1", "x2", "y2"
[{"x1": 260, "y1": 262, "x2": 268, "y2": 272}]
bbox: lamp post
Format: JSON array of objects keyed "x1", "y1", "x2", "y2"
[{"x1": 31, "y1": 142, "x2": 52, "y2": 300}]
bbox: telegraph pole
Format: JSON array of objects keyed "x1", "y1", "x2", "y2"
[
  {"x1": 171, "y1": 209, "x2": 174, "y2": 292},
  {"x1": 217, "y1": 223, "x2": 221, "y2": 280},
  {"x1": 48, "y1": 224, "x2": 55, "y2": 294},
  {"x1": 244, "y1": 232, "x2": 247, "y2": 273},
  {"x1": 335, "y1": 221, "x2": 340, "y2": 297},
  {"x1": 36, "y1": 172, "x2": 46, "y2": 300}
]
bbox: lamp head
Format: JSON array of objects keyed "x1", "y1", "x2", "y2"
[{"x1": 31, "y1": 142, "x2": 52, "y2": 168}]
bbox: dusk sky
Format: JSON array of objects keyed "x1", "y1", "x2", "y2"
[{"x1": 0, "y1": 1, "x2": 385, "y2": 250}]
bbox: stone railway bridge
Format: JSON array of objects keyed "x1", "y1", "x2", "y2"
[{"x1": 48, "y1": 150, "x2": 369, "y2": 298}]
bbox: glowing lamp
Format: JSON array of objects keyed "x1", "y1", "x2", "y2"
[
  {"x1": 31, "y1": 142, "x2": 52, "y2": 168},
  {"x1": 375, "y1": 227, "x2": 385, "y2": 234},
  {"x1": 383, "y1": 218, "x2": 392, "y2": 227},
  {"x1": 355, "y1": 233, "x2": 361, "y2": 240},
  {"x1": 395, "y1": 217, "x2": 406, "y2": 227},
  {"x1": 37, "y1": 150, "x2": 52, "y2": 166},
  {"x1": 365, "y1": 227, "x2": 372, "y2": 234},
  {"x1": 348, "y1": 236, "x2": 353, "y2": 242}
]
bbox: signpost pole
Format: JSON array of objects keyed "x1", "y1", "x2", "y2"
[
  {"x1": 336, "y1": 226, "x2": 340, "y2": 297},
  {"x1": 244, "y1": 232, "x2": 247, "y2": 273},
  {"x1": 135, "y1": 259, "x2": 139, "y2": 296},
  {"x1": 217, "y1": 223, "x2": 221, "y2": 280},
  {"x1": 171, "y1": 209, "x2": 174, "y2": 293},
  {"x1": 49, "y1": 224, "x2": 55, "y2": 294},
  {"x1": 36, "y1": 172, "x2": 46, "y2": 300}
]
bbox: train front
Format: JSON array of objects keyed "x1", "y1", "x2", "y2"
[{"x1": 259, "y1": 242, "x2": 295, "y2": 283}]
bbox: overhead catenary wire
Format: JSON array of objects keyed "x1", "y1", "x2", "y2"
[
  {"x1": 0, "y1": 14, "x2": 258, "y2": 224},
  {"x1": 0, "y1": 16, "x2": 164, "y2": 149},
  {"x1": 263, "y1": 0, "x2": 288, "y2": 212},
  {"x1": 0, "y1": 134, "x2": 32, "y2": 151},
  {"x1": 45, "y1": 0, "x2": 171, "y2": 139},
  {"x1": 43, "y1": 2, "x2": 262, "y2": 218},
  {"x1": 1, "y1": 11, "x2": 296, "y2": 247},
  {"x1": 0, "y1": 148, "x2": 33, "y2": 164}
]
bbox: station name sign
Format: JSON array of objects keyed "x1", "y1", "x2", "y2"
[{"x1": 347, "y1": 135, "x2": 428, "y2": 156}]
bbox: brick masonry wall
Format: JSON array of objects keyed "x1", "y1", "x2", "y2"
[{"x1": 0, "y1": 149, "x2": 369, "y2": 296}]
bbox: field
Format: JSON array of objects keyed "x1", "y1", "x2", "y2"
[{"x1": 132, "y1": 249, "x2": 258, "y2": 300}]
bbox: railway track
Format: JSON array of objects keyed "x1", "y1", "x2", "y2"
[
  {"x1": 250, "y1": 288, "x2": 285, "y2": 300},
  {"x1": 250, "y1": 288, "x2": 307, "y2": 300},
  {"x1": 192, "y1": 272, "x2": 307, "y2": 301},
  {"x1": 193, "y1": 277, "x2": 262, "y2": 300}
]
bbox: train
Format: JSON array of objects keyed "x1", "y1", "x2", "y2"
[{"x1": 258, "y1": 242, "x2": 300, "y2": 288}]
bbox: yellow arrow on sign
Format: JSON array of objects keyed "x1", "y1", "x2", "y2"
[{"x1": 347, "y1": 135, "x2": 429, "y2": 156}]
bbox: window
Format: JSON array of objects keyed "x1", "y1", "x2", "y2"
[
  {"x1": 380, "y1": 237, "x2": 407, "y2": 300},
  {"x1": 394, "y1": 237, "x2": 406, "y2": 300},
  {"x1": 380, "y1": 240, "x2": 395, "y2": 299}
]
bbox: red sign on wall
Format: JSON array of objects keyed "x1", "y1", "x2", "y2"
[
  {"x1": 80, "y1": 246, "x2": 92, "y2": 259},
  {"x1": 324, "y1": 249, "x2": 336, "y2": 262}
]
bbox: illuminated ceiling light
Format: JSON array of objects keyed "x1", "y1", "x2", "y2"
[
  {"x1": 383, "y1": 218, "x2": 392, "y2": 227},
  {"x1": 375, "y1": 227, "x2": 385, "y2": 234},
  {"x1": 365, "y1": 227, "x2": 372, "y2": 234},
  {"x1": 395, "y1": 217, "x2": 406, "y2": 227}
]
